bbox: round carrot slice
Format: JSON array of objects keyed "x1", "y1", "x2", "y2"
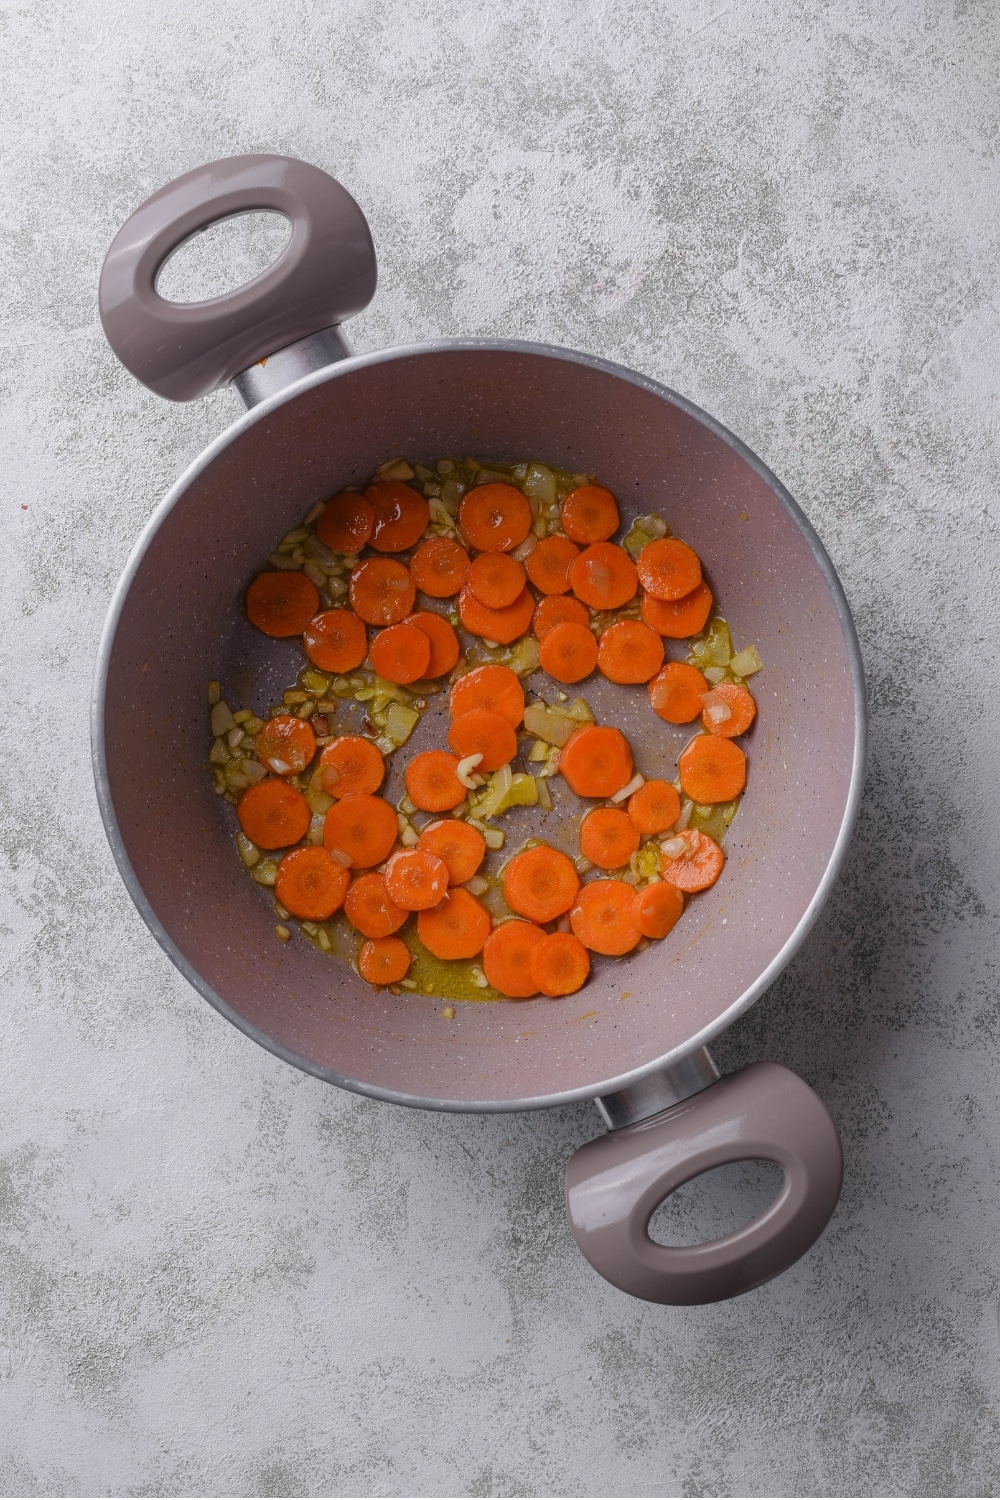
[
  {"x1": 384, "y1": 848, "x2": 450, "y2": 911},
  {"x1": 368, "y1": 622, "x2": 430, "y2": 684},
  {"x1": 405, "y1": 750, "x2": 466, "y2": 812},
  {"x1": 560, "y1": 485, "x2": 619, "y2": 544},
  {"x1": 358, "y1": 935, "x2": 411, "y2": 986},
  {"x1": 559, "y1": 725, "x2": 633, "y2": 800},
  {"x1": 568, "y1": 542, "x2": 638, "y2": 610},
  {"x1": 678, "y1": 735, "x2": 747, "y2": 803},
  {"x1": 366, "y1": 480, "x2": 430, "y2": 552},
  {"x1": 256, "y1": 715, "x2": 317, "y2": 776},
  {"x1": 701, "y1": 682, "x2": 757, "y2": 738},
  {"x1": 405, "y1": 611, "x2": 460, "y2": 677},
  {"x1": 627, "y1": 780, "x2": 681, "y2": 836},
  {"x1": 570, "y1": 879, "x2": 642, "y2": 955},
  {"x1": 323, "y1": 793, "x2": 398, "y2": 868},
  {"x1": 316, "y1": 492, "x2": 374, "y2": 553},
  {"x1": 530, "y1": 932, "x2": 591, "y2": 997},
  {"x1": 658, "y1": 828, "x2": 725, "y2": 892},
  {"x1": 597, "y1": 620, "x2": 664, "y2": 684},
  {"x1": 482, "y1": 920, "x2": 546, "y2": 998},
  {"x1": 459, "y1": 483, "x2": 532, "y2": 552},
  {"x1": 532, "y1": 594, "x2": 589, "y2": 640},
  {"x1": 632, "y1": 881, "x2": 684, "y2": 939},
  {"x1": 450, "y1": 664, "x2": 524, "y2": 726},
  {"x1": 246, "y1": 570, "x2": 319, "y2": 637},
  {"x1": 410, "y1": 536, "x2": 470, "y2": 598},
  {"x1": 524, "y1": 535, "x2": 579, "y2": 595},
  {"x1": 503, "y1": 845, "x2": 580, "y2": 924},
  {"x1": 637, "y1": 538, "x2": 702, "y2": 601},
  {"x1": 417, "y1": 819, "x2": 487, "y2": 885},
  {"x1": 303, "y1": 608, "x2": 368, "y2": 673},
  {"x1": 466, "y1": 551, "x2": 527, "y2": 609},
  {"x1": 580, "y1": 808, "x2": 640, "y2": 870},
  {"x1": 458, "y1": 585, "x2": 535, "y2": 645},
  {"x1": 344, "y1": 872, "x2": 407, "y2": 938},
  {"x1": 648, "y1": 662, "x2": 709, "y2": 724},
  {"x1": 538, "y1": 621, "x2": 598, "y2": 684},
  {"x1": 417, "y1": 887, "x2": 491, "y2": 959},
  {"x1": 641, "y1": 582, "x2": 713, "y2": 639},
  {"x1": 319, "y1": 735, "x2": 385, "y2": 798},
  {"x1": 275, "y1": 846, "x2": 350, "y2": 920},
  {"x1": 349, "y1": 557, "x2": 416, "y2": 625},
  {"x1": 447, "y1": 709, "x2": 518, "y2": 773},
  {"x1": 237, "y1": 778, "x2": 311, "y2": 850}
]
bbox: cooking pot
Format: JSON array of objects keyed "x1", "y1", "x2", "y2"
[{"x1": 93, "y1": 155, "x2": 866, "y2": 1304}]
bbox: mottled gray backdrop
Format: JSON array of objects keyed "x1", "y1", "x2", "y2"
[{"x1": 2, "y1": 0, "x2": 999, "y2": 1494}]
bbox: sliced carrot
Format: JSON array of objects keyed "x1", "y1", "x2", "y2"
[
  {"x1": 466, "y1": 551, "x2": 527, "y2": 609},
  {"x1": 366, "y1": 480, "x2": 430, "y2": 552},
  {"x1": 368, "y1": 621, "x2": 430, "y2": 684},
  {"x1": 256, "y1": 715, "x2": 317, "y2": 777},
  {"x1": 482, "y1": 920, "x2": 546, "y2": 998},
  {"x1": 358, "y1": 935, "x2": 411, "y2": 986},
  {"x1": 579, "y1": 808, "x2": 640, "y2": 870},
  {"x1": 459, "y1": 482, "x2": 532, "y2": 552},
  {"x1": 597, "y1": 620, "x2": 664, "y2": 684},
  {"x1": 701, "y1": 682, "x2": 757, "y2": 738},
  {"x1": 237, "y1": 778, "x2": 311, "y2": 850},
  {"x1": 447, "y1": 709, "x2": 517, "y2": 773},
  {"x1": 349, "y1": 557, "x2": 416, "y2": 626},
  {"x1": 559, "y1": 725, "x2": 633, "y2": 799},
  {"x1": 410, "y1": 536, "x2": 470, "y2": 598},
  {"x1": 530, "y1": 932, "x2": 591, "y2": 997},
  {"x1": 569, "y1": 879, "x2": 642, "y2": 955},
  {"x1": 323, "y1": 793, "x2": 398, "y2": 867},
  {"x1": 417, "y1": 819, "x2": 486, "y2": 885},
  {"x1": 344, "y1": 871, "x2": 407, "y2": 938},
  {"x1": 275, "y1": 846, "x2": 350, "y2": 920},
  {"x1": 503, "y1": 844, "x2": 580, "y2": 924},
  {"x1": 532, "y1": 594, "x2": 589, "y2": 640},
  {"x1": 659, "y1": 828, "x2": 725, "y2": 892},
  {"x1": 405, "y1": 750, "x2": 466, "y2": 812},
  {"x1": 417, "y1": 887, "x2": 492, "y2": 959},
  {"x1": 641, "y1": 582, "x2": 713, "y2": 639},
  {"x1": 450, "y1": 664, "x2": 524, "y2": 726},
  {"x1": 627, "y1": 779, "x2": 680, "y2": 836},
  {"x1": 458, "y1": 585, "x2": 535, "y2": 644},
  {"x1": 560, "y1": 485, "x2": 619, "y2": 544},
  {"x1": 384, "y1": 848, "x2": 450, "y2": 911},
  {"x1": 637, "y1": 537, "x2": 702, "y2": 601},
  {"x1": 568, "y1": 542, "x2": 638, "y2": 610},
  {"x1": 405, "y1": 611, "x2": 460, "y2": 677},
  {"x1": 678, "y1": 735, "x2": 747, "y2": 803},
  {"x1": 538, "y1": 621, "x2": 599, "y2": 684},
  {"x1": 316, "y1": 491, "x2": 374, "y2": 553},
  {"x1": 524, "y1": 535, "x2": 580, "y2": 595},
  {"x1": 632, "y1": 881, "x2": 684, "y2": 939},
  {"x1": 303, "y1": 608, "x2": 368, "y2": 673},
  {"x1": 246, "y1": 571, "x2": 319, "y2": 637},
  {"x1": 648, "y1": 661, "x2": 709, "y2": 724},
  {"x1": 319, "y1": 735, "x2": 385, "y2": 798}
]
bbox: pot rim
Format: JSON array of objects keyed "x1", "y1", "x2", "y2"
[{"x1": 91, "y1": 336, "x2": 868, "y2": 1114}]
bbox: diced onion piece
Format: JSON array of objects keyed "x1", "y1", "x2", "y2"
[
  {"x1": 267, "y1": 757, "x2": 292, "y2": 775},
  {"x1": 457, "y1": 752, "x2": 485, "y2": 789},
  {"x1": 470, "y1": 966, "x2": 490, "y2": 989},
  {"x1": 483, "y1": 828, "x2": 505, "y2": 850},
  {"x1": 610, "y1": 772, "x2": 645, "y2": 804},
  {"x1": 328, "y1": 847, "x2": 352, "y2": 868},
  {"x1": 227, "y1": 727, "x2": 245, "y2": 748},
  {"x1": 400, "y1": 824, "x2": 419, "y2": 847},
  {"x1": 210, "y1": 700, "x2": 236, "y2": 737},
  {"x1": 536, "y1": 778, "x2": 553, "y2": 811},
  {"x1": 275, "y1": 923, "x2": 291, "y2": 941},
  {"x1": 676, "y1": 799, "x2": 693, "y2": 830},
  {"x1": 730, "y1": 644, "x2": 763, "y2": 677},
  {"x1": 307, "y1": 814, "x2": 325, "y2": 845},
  {"x1": 512, "y1": 534, "x2": 538, "y2": 561},
  {"x1": 660, "y1": 836, "x2": 687, "y2": 859},
  {"x1": 464, "y1": 875, "x2": 489, "y2": 896},
  {"x1": 251, "y1": 859, "x2": 278, "y2": 887},
  {"x1": 703, "y1": 667, "x2": 727, "y2": 684},
  {"x1": 705, "y1": 702, "x2": 732, "y2": 724},
  {"x1": 236, "y1": 833, "x2": 260, "y2": 868}
]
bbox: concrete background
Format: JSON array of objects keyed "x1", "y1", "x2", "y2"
[{"x1": 2, "y1": 0, "x2": 999, "y2": 1493}]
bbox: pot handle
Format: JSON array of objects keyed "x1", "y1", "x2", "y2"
[
  {"x1": 565, "y1": 1062, "x2": 843, "y2": 1305},
  {"x1": 98, "y1": 154, "x2": 377, "y2": 402}
]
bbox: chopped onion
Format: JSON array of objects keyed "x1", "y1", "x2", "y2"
[
  {"x1": 464, "y1": 875, "x2": 489, "y2": 896},
  {"x1": 400, "y1": 824, "x2": 419, "y2": 847},
  {"x1": 706, "y1": 703, "x2": 731, "y2": 724},
  {"x1": 328, "y1": 847, "x2": 352, "y2": 868},
  {"x1": 610, "y1": 772, "x2": 645, "y2": 804},
  {"x1": 457, "y1": 752, "x2": 484, "y2": 789},
  {"x1": 267, "y1": 757, "x2": 292, "y2": 775},
  {"x1": 512, "y1": 534, "x2": 538, "y2": 561},
  {"x1": 660, "y1": 836, "x2": 687, "y2": 859}
]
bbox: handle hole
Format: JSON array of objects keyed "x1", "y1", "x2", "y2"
[
  {"x1": 647, "y1": 1159, "x2": 784, "y2": 1247},
  {"x1": 155, "y1": 211, "x2": 291, "y2": 304}
]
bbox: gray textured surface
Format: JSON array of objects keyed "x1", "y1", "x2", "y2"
[{"x1": 2, "y1": 0, "x2": 999, "y2": 1494}]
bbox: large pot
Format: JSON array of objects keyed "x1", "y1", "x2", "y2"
[{"x1": 94, "y1": 155, "x2": 866, "y2": 1304}]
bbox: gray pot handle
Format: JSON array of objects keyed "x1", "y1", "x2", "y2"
[
  {"x1": 98, "y1": 154, "x2": 377, "y2": 401},
  {"x1": 565, "y1": 1062, "x2": 843, "y2": 1304}
]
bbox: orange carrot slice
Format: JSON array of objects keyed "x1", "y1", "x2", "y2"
[
  {"x1": 246, "y1": 571, "x2": 319, "y2": 637},
  {"x1": 368, "y1": 621, "x2": 431, "y2": 684},
  {"x1": 349, "y1": 557, "x2": 416, "y2": 626},
  {"x1": 597, "y1": 620, "x2": 664, "y2": 684},
  {"x1": 560, "y1": 485, "x2": 619, "y2": 544},
  {"x1": 275, "y1": 846, "x2": 350, "y2": 920},
  {"x1": 466, "y1": 551, "x2": 527, "y2": 609},
  {"x1": 450, "y1": 664, "x2": 524, "y2": 726},
  {"x1": 237, "y1": 778, "x2": 311, "y2": 850},
  {"x1": 303, "y1": 608, "x2": 368, "y2": 673},
  {"x1": 532, "y1": 594, "x2": 589, "y2": 639},
  {"x1": 405, "y1": 750, "x2": 466, "y2": 812},
  {"x1": 417, "y1": 887, "x2": 492, "y2": 959},
  {"x1": 458, "y1": 585, "x2": 535, "y2": 644},
  {"x1": 559, "y1": 725, "x2": 633, "y2": 799},
  {"x1": 569, "y1": 879, "x2": 642, "y2": 955},
  {"x1": 447, "y1": 709, "x2": 518, "y2": 772},
  {"x1": 406, "y1": 611, "x2": 460, "y2": 676},
  {"x1": 366, "y1": 480, "x2": 430, "y2": 552},
  {"x1": 256, "y1": 715, "x2": 317, "y2": 776},
  {"x1": 579, "y1": 808, "x2": 640, "y2": 870},
  {"x1": 319, "y1": 736, "x2": 385, "y2": 798},
  {"x1": 538, "y1": 620, "x2": 599, "y2": 684},
  {"x1": 641, "y1": 582, "x2": 713, "y2": 639},
  {"x1": 384, "y1": 848, "x2": 450, "y2": 911},
  {"x1": 410, "y1": 535, "x2": 470, "y2": 597},
  {"x1": 648, "y1": 662, "x2": 709, "y2": 724},
  {"x1": 632, "y1": 881, "x2": 684, "y2": 939},
  {"x1": 627, "y1": 780, "x2": 680, "y2": 836},
  {"x1": 524, "y1": 535, "x2": 580, "y2": 595},
  {"x1": 658, "y1": 828, "x2": 725, "y2": 891},
  {"x1": 530, "y1": 932, "x2": 591, "y2": 996},
  {"x1": 701, "y1": 682, "x2": 757, "y2": 738},
  {"x1": 344, "y1": 872, "x2": 407, "y2": 938},
  {"x1": 459, "y1": 482, "x2": 532, "y2": 552},
  {"x1": 358, "y1": 935, "x2": 411, "y2": 985},
  {"x1": 417, "y1": 819, "x2": 486, "y2": 885},
  {"x1": 316, "y1": 492, "x2": 374, "y2": 553},
  {"x1": 323, "y1": 793, "x2": 398, "y2": 867},
  {"x1": 482, "y1": 919, "x2": 546, "y2": 997},
  {"x1": 503, "y1": 845, "x2": 580, "y2": 924},
  {"x1": 636, "y1": 538, "x2": 702, "y2": 601},
  {"x1": 678, "y1": 735, "x2": 746, "y2": 803}
]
